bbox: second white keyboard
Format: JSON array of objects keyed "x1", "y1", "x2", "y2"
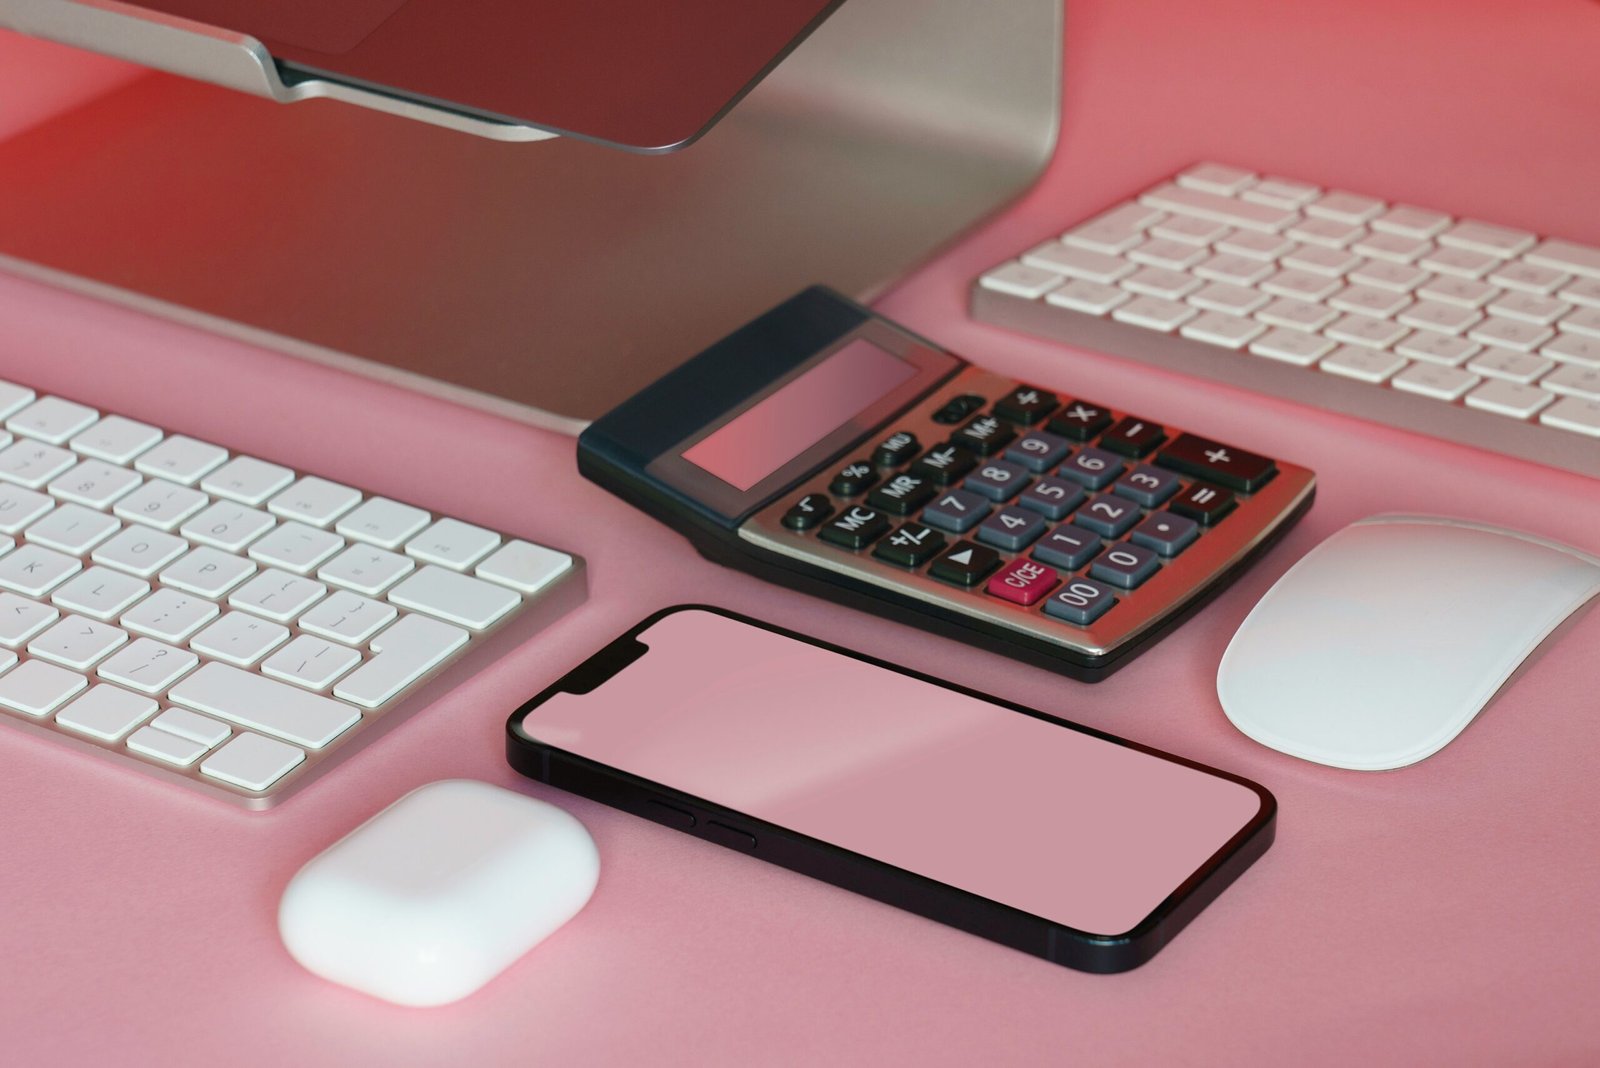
[
  {"x1": 0, "y1": 379, "x2": 585, "y2": 808},
  {"x1": 973, "y1": 162, "x2": 1600, "y2": 479}
]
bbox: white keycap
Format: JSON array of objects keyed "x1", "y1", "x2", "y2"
[
  {"x1": 1261, "y1": 269, "x2": 1339, "y2": 302},
  {"x1": 248, "y1": 521, "x2": 344, "y2": 574},
  {"x1": 1540, "y1": 363, "x2": 1600, "y2": 400},
  {"x1": 1489, "y1": 262, "x2": 1570, "y2": 295},
  {"x1": 334, "y1": 613, "x2": 468, "y2": 709},
  {"x1": 1351, "y1": 259, "x2": 1430, "y2": 293},
  {"x1": 1488, "y1": 291, "x2": 1570, "y2": 326},
  {"x1": 1189, "y1": 282, "x2": 1268, "y2": 316},
  {"x1": 1121, "y1": 266, "x2": 1201, "y2": 300},
  {"x1": 134, "y1": 435, "x2": 227, "y2": 485},
  {"x1": 1194, "y1": 253, "x2": 1272, "y2": 285},
  {"x1": 26, "y1": 503, "x2": 119, "y2": 555},
  {"x1": 1282, "y1": 244, "x2": 1361, "y2": 277},
  {"x1": 1249, "y1": 328, "x2": 1336, "y2": 367},
  {"x1": 1543, "y1": 332, "x2": 1600, "y2": 368},
  {"x1": 112, "y1": 479, "x2": 208, "y2": 531},
  {"x1": 120, "y1": 588, "x2": 219, "y2": 643},
  {"x1": 267, "y1": 477, "x2": 362, "y2": 527},
  {"x1": 1325, "y1": 313, "x2": 1407, "y2": 349},
  {"x1": 1255, "y1": 299, "x2": 1338, "y2": 333},
  {"x1": 1418, "y1": 275, "x2": 1498, "y2": 308},
  {"x1": 1329, "y1": 285, "x2": 1409, "y2": 318},
  {"x1": 1398, "y1": 301, "x2": 1482, "y2": 335},
  {"x1": 1150, "y1": 213, "x2": 1229, "y2": 246},
  {"x1": 1044, "y1": 279, "x2": 1130, "y2": 315},
  {"x1": 1466, "y1": 348, "x2": 1554, "y2": 385},
  {"x1": 51, "y1": 566, "x2": 149, "y2": 622},
  {"x1": 150, "y1": 707, "x2": 231, "y2": 747},
  {"x1": 1396, "y1": 330, "x2": 1479, "y2": 366},
  {"x1": 1524, "y1": 239, "x2": 1600, "y2": 279},
  {"x1": 1463, "y1": 379, "x2": 1555, "y2": 419},
  {"x1": 1372, "y1": 205, "x2": 1450, "y2": 239},
  {"x1": 1319, "y1": 345, "x2": 1407, "y2": 384},
  {"x1": 1177, "y1": 162, "x2": 1255, "y2": 195},
  {"x1": 0, "y1": 484, "x2": 54, "y2": 534},
  {"x1": 127, "y1": 726, "x2": 209, "y2": 767},
  {"x1": 0, "y1": 647, "x2": 16, "y2": 674},
  {"x1": 1216, "y1": 229, "x2": 1294, "y2": 260},
  {"x1": 228, "y1": 568, "x2": 326, "y2": 623},
  {"x1": 1392, "y1": 362, "x2": 1480, "y2": 401},
  {"x1": 978, "y1": 262, "x2": 1062, "y2": 298},
  {"x1": 318, "y1": 544, "x2": 414, "y2": 595},
  {"x1": 0, "y1": 593, "x2": 58, "y2": 648},
  {"x1": 0, "y1": 381, "x2": 37, "y2": 420},
  {"x1": 1559, "y1": 278, "x2": 1600, "y2": 308},
  {"x1": 1240, "y1": 176, "x2": 1319, "y2": 209},
  {"x1": 28, "y1": 615, "x2": 128, "y2": 670},
  {"x1": 6, "y1": 397, "x2": 98, "y2": 444},
  {"x1": 1561, "y1": 306, "x2": 1600, "y2": 339},
  {"x1": 189, "y1": 611, "x2": 290, "y2": 666},
  {"x1": 200, "y1": 732, "x2": 305, "y2": 792},
  {"x1": 389, "y1": 566, "x2": 521, "y2": 629},
  {"x1": 1420, "y1": 245, "x2": 1498, "y2": 278},
  {"x1": 1020, "y1": 242, "x2": 1134, "y2": 284},
  {"x1": 160, "y1": 546, "x2": 256, "y2": 598},
  {"x1": 1127, "y1": 238, "x2": 1206, "y2": 270},
  {"x1": 47, "y1": 460, "x2": 141, "y2": 508},
  {"x1": 170, "y1": 662, "x2": 359, "y2": 748},
  {"x1": 1286, "y1": 217, "x2": 1363, "y2": 249},
  {"x1": 1307, "y1": 190, "x2": 1384, "y2": 225},
  {"x1": 1062, "y1": 203, "x2": 1163, "y2": 253},
  {"x1": 405, "y1": 518, "x2": 501, "y2": 570},
  {"x1": 0, "y1": 441, "x2": 77, "y2": 489},
  {"x1": 262, "y1": 635, "x2": 362, "y2": 690},
  {"x1": 1180, "y1": 311, "x2": 1266, "y2": 350},
  {"x1": 201, "y1": 456, "x2": 295, "y2": 505},
  {"x1": 96, "y1": 637, "x2": 199, "y2": 694},
  {"x1": 476, "y1": 541, "x2": 572, "y2": 595},
  {"x1": 297, "y1": 592, "x2": 397, "y2": 646},
  {"x1": 180, "y1": 501, "x2": 275, "y2": 552},
  {"x1": 69, "y1": 415, "x2": 163, "y2": 464},
  {"x1": 1351, "y1": 232, "x2": 1432, "y2": 265},
  {"x1": 0, "y1": 544, "x2": 82, "y2": 597},
  {"x1": 1468, "y1": 317, "x2": 1554, "y2": 352},
  {"x1": 1111, "y1": 294, "x2": 1196, "y2": 332},
  {"x1": 1439, "y1": 220, "x2": 1535, "y2": 258},
  {"x1": 54, "y1": 684, "x2": 157, "y2": 742},
  {"x1": 1141, "y1": 182, "x2": 1297, "y2": 232},
  {"x1": 0, "y1": 659, "x2": 87, "y2": 717},
  {"x1": 1541, "y1": 396, "x2": 1600, "y2": 436}
]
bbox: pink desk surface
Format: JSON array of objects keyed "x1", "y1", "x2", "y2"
[{"x1": 4, "y1": 1, "x2": 1600, "y2": 1063}]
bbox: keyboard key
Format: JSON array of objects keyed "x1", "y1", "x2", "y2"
[
  {"x1": 54, "y1": 684, "x2": 157, "y2": 742},
  {"x1": 1541, "y1": 396, "x2": 1600, "y2": 437},
  {"x1": 127, "y1": 725, "x2": 210, "y2": 767},
  {"x1": 870, "y1": 430, "x2": 921, "y2": 466},
  {"x1": 928, "y1": 541, "x2": 1001, "y2": 588},
  {"x1": 1468, "y1": 317, "x2": 1554, "y2": 352},
  {"x1": 161, "y1": 546, "x2": 256, "y2": 598},
  {"x1": 1395, "y1": 330, "x2": 1479, "y2": 366},
  {"x1": 405, "y1": 518, "x2": 501, "y2": 569},
  {"x1": 950, "y1": 414, "x2": 1016, "y2": 456},
  {"x1": 1397, "y1": 300, "x2": 1482, "y2": 335},
  {"x1": 69, "y1": 415, "x2": 162, "y2": 464},
  {"x1": 0, "y1": 484, "x2": 54, "y2": 535},
  {"x1": 97, "y1": 638, "x2": 199, "y2": 694},
  {"x1": 0, "y1": 544, "x2": 82, "y2": 597},
  {"x1": 1372, "y1": 205, "x2": 1450, "y2": 239},
  {"x1": 248, "y1": 521, "x2": 344, "y2": 574},
  {"x1": 1439, "y1": 220, "x2": 1535, "y2": 258},
  {"x1": 113, "y1": 479, "x2": 208, "y2": 531},
  {"x1": 200, "y1": 732, "x2": 305, "y2": 791},
  {"x1": 1526, "y1": 239, "x2": 1600, "y2": 280},
  {"x1": 262, "y1": 634, "x2": 363, "y2": 690},
  {"x1": 781, "y1": 494, "x2": 832, "y2": 531},
  {"x1": 1168, "y1": 482, "x2": 1236, "y2": 525},
  {"x1": 1112, "y1": 294, "x2": 1197, "y2": 332},
  {"x1": 0, "y1": 381, "x2": 36, "y2": 420},
  {"x1": 1130, "y1": 512, "x2": 1200, "y2": 556},
  {"x1": 171, "y1": 662, "x2": 358, "y2": 748},
  {"x1": 1351, "y1": 232, "x2": 1432, "y2": 266},
  {"x1": 978, "y1": 261, "x2": 1064, "y2": 298},
  {"x1": 965, "y1": 460, "x2": 1029, "y2": 501},
  {"x1": 1122, "y1": 268, "x2": 1202, "y2": 302},
  {"x1": 298, "y1": 591, "x2": 397, "y2": 646},
  {"x1": 0, "y1": 658, "x2": 87, "y2": 717},
  {"x1": 908, "y1": 448, "x2": 975, "y2": 490},
  {"x1": 1046, "y1": 400, "x2": 1113, "y2": 441},
  {"x1": 1488, "y1": 291, "x2": 1570, "y2": 326},
  {"x1": 828, "y1": 460, "x2": 877, "y2": 496},
  {"x1": 1017, "y1": 476, "x2": 1086, "y2": 521},
  {"x1": 334, "y1": 613, "x2": 468, "y2": 709},
  {"x1": 1420, "y1": 245, "x2": 1498, "y2": 278},
  {"x1": 1391, "y1": 363, "x2": 1481, "y2": 402},
  {"x1": 47, "y1": 460, "x2": 141, "y2": 508},
  {"x1": 1349, "y1": 257, "x2": 1429, "y2": 290},
  {"x1": 1032, "y1": 526, "x2": 1101, "y2": 570},
  {"x1": 1044, "y1": 278, "x2": 1131, "y2": 315},
  {"x1": 268, "y1": 477, "x2": 362, "y2": 527},
  {"x1": 1255, "y1": 297, "x2": 1338, "y2": 332},
  {"x1": 201, "y1": 456, "x2": 295, "y2": 505},
  {"x1": 1489, "y1": 261, "x2": 1571, "y2": 295},
  {"x1": 389, "y1": 566, "x2": 521, "y2": 629},
  {"x1": 0, "y1": 440, "x2": 77, "y2": 489},
  {"x1": 1091, "y1": 543, "x2": 1162, "y2": 588},
  {"x1": 1329, "y1": 284, "x2": 1409, "y2": 318},
  {"x1": 1319, "y1": 344, "x2": 1407, "y2": 384},
  {"x1": 134, "y1": 435, "x2": 227, "y2": 485},
  {"x1": 867, "y1": 472, "x2": 936, "y2": 515},
  {"x1": 1326, "y1": 312, "x2": 1408, "y2": 349},
  {"x1": 1262, "y1": 269, "x2": 1340, "y2": 302},
  {"x1": 992, "y1": 386, "x2": 1060, "y2": 426},
  {"x1": 1286, "y1": 217, "x2": 1363, "y2": 249},
  {"x1": 976, "y1": 507, "x2": 1047, "y2": 551},
  {"x1": 1466, "y1": 348, "x2": 1553, "y2": 385},
  {"x1": 1042, "y1": 578, "x2": 1117, "y2": 625},
  {"x1": 1562, "y1": 306, "x2": 1600, "y2": 339},
  {"x1": 1540, "y1": 363, "x2": 1600, "y2": 400},
  {"x1": 189, "y1": 611, "x2": 289, "y2": 666},
  {"x1": 1243, "y1": 176, "x2": 1319, "y2": 209},
  {"x1": 818, "y1": 505, "x2": 891, "y2": 549},
  {"x1": 1177, "y1": 163, "x2": 1255, "y2": 195},
  {"x1": 150, "y1": 708, "x2": 231, "y2": 747},
  {"x1": 120, "y1": 588, "x2": 219, "y2": 642},
  {"x1": 1005, "y1": 430, "x2": 1071, "y2": 472},
  {"x1": 6, "y1": 397, "x2": 98, "y2": 444},
  {"x1": 1021, "y1": 243, "x2": 1133, "y2": 285},
  {"x1": 180, "y1": 501, "x2": 276, "y2": 552},
  {"x1": 1157, "y1": 434, "x2": 1276, "y2": 492},
  {"x1": 1543, "y1": 333, "x2": 1600, "y2": 368},
  {"x1": 319, "y1": 544, "x2": 415, "y2": 595},
  {"x1": 1194, "y1": 253, "x2": 1273, "y2": 286},
  {"x1": 921, "y1": 490, "x2": 990, "y2": 534},
  {"x1": 1188, "y1": 283, "x2": 1269, "y2": 316},
  {"x1": 1062, "y1": 206, "x2": 1159, "y2": 254},
  {"x1": 871, "y1": 522, "x2": 946, "y2": 568},
  {"x1": 1112, "y1": 465, "x2": 1182, "y2": 507},
  {"x1": 1141, "y1": 182, "x2": 1297, "y2": 232},
  {"x1": 51, "y1": 566, "x2": 149, "y2": 622},
  {"x1": 335, "y1": 496, "x2": 431, "y2": 549},
  {"x1": 1072, "y1": 494, "x2": 1141, "y2": 537},
  {"x1": 1418, "y1": 275, "x2": 1498, "y2": 308},
  {"x1": 1463, "y1": 379, "x2": 1555, "y2": 419},
  {"x1": 1150, "y1": 213, "x2": 1229, "y2": 246},
  {"x1": 1099, "y1": 417, "x2": 1165, "y2": 458},
  {"x1": 1057, "y1": 447, "x2": 1125, "y2": 490},
  {"x1": 1128, "y1": 238, "x2": 1206, "y2": 270},
  {"x1": 1216, "y1": 229, "x2": 1294, "y2": 260},
  {"x1": 1249, "y1": 328, "x2": 1335, "y2": 366},
  {"x1": 26, "y1": 503, "x2": 119, "y2": 555},
  {"x1": 29, "y1": 614, "x2": 127, "y2": 670},
  {"x1": 985, "y1": 559, "x2": 1060, "y2": 606},
  {"x1": 0, "y1": 593, "x2": 58, "y2": 647},
  {"x1": 228, "y1": 568, "x2": 326, "y2": 623}
]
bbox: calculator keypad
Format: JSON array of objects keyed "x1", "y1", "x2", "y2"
[{"x1": 740, "y1": 366, "x2": 1315, "y2": 662}]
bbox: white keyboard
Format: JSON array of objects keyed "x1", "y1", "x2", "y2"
[
  {"x1": 0, "y1": 380, "x2": 585, "y2": 808},
  {"x1": 972, "y1": 162, "x2": 1600, "y2": 479}
]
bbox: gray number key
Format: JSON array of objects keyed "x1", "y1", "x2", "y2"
[
  {"x1": 1017, "y1": 476, "x2": 1086, "y2": 521},
  {"x1": 1112, "y1": 465, "x2": 1182, "y2": 507},
  {"x1": 1058, "y1": 446, "x2": 1125, "y2": 490},
  {"x1": 964, "y1": 460, "x2": 1029, "y2": 502},
  {"x1": 1090, "y1": 542, "x2": 1162, "y2": 588},
  {"x1": 921, "y1": 489, "x2": 992, "y2": 534},
  {"x1": 1031, "y1": 526, "x2": 1101, "y2": 570},
  {"x1": 976, "y1": 507, "x2": 1047, "y2": 552},
  {"x1": 1004, "y1": 430, "x2": 1071, "y2": 472},
  {"x1": 1043, "y1": 577, "x2": 1117, "y2": 625},
  {"x1": 1072, "y1": 494, "x2": 1141, "y2": 537}
]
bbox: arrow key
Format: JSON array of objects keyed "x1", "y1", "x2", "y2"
[{"x1": 929, "y1": 541, "x2": 1002, "y2": 587}]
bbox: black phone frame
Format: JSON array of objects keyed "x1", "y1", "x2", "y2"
[{"x1": 506, "y1": 604, "x2": 1277, "y2": 974}]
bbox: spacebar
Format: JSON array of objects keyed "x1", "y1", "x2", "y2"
[{"x1": 169, "y1": 663, "x2": 361, "y2": 749}]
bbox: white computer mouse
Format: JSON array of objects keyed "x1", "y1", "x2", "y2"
[{"x1": 1217, "y1": 514, "x2": 1600, "y2": 771}]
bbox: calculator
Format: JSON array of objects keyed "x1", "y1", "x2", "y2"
[{"x1": 578, "y1": 287, "x2": 1315, "y2": 679}]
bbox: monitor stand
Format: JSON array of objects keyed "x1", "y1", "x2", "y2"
[{"x1": 0, "y1": 0, "x2": 1059, "y2": 431}]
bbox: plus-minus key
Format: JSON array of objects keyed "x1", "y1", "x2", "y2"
[{"x1": 1156, "y1": 433, "x2": 1277, "y2": 492}]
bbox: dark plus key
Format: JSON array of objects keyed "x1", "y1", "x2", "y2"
[
  {"x1": 1046, "y1": 399, "x2": 1113, "y2": 441},
  {"x1": 951, "y1": 414, "x2": 1016, "y2": 456},
  {"x1": 992, "y1": 385, "x2": 1060, "y2": 425},
  {"x1": 871, "y1": 431, "x2": 920, "y2": 468},
  {"x1": 1156, "y1": 433, "x2": 1277, "y2": 492},
  {"x1": 1099, "y1": 416, "x2": 1166, "y2": 458},
  {"x1": 818, "y1": 504, "x2": 891, "y2": 549},
  {"x1": 910, "y1": 443, "x2": 977, "y2": 486}
]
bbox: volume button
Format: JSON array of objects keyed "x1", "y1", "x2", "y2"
[{"x1": 646, "y1": 800, "x2": 696, "y2": 829}]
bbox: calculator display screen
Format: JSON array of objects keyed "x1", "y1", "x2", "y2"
[{"x1": 681, "y1": 340, "x2": 917, "y2": 492}]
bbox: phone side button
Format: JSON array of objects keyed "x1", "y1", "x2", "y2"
[
  {"x1": 645, "y1": 800, "x2": 697, "y2": 829},
  {"x1": 704, "y1": 821, "x2": 757, "y2": 851}
]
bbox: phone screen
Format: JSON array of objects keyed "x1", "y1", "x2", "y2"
[{"x1": 522, "y1": 609, "x2": 1267, "y2": 938}]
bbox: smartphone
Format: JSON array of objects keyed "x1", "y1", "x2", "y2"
[{"x1": 506, "y1": 606, "x2": 1275, "y2": 972}]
